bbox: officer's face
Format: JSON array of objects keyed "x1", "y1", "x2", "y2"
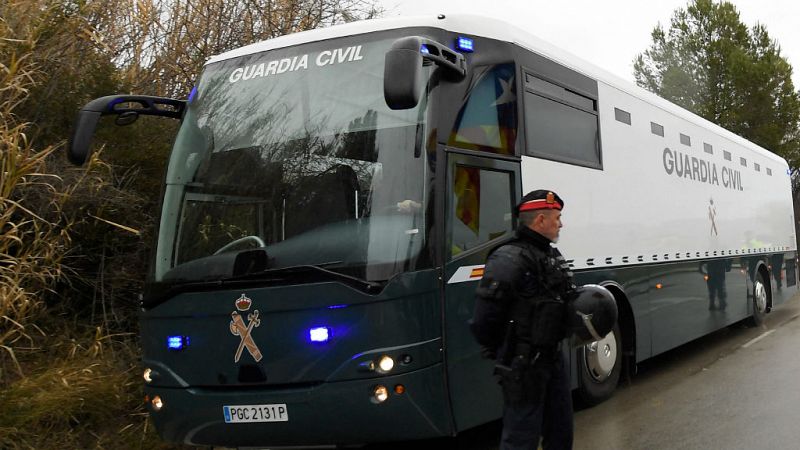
[{"x1": 537, "y1": 210, "x2": 563, "y2": 243}]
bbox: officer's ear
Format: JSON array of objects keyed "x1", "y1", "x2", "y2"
[{"x1": 532, "y1": 211, "x2": 546, "y2": 227}]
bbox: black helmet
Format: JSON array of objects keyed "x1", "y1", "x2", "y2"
[{"x1": 567, "y1": 284, "x2": 618, "y2": 346}]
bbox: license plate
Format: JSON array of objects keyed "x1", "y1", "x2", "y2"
[{"x1": 223, "y1": 404, "x2": 288, "y2": 423}]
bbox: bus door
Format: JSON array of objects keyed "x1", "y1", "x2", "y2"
[{"x1": 442, "y1": 150, "x2": 520, "y2": 431}]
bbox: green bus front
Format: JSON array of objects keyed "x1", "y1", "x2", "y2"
[{"x1": 141, "y1": 29, "x2": 515, "y2": 446}]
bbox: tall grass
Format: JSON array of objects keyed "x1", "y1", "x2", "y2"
[
  {"x1": 0, "y1": 4, "x2": 182, "y2": 448},
  {"x1": 0, "y1": 328, "x2": 171, "y2": 449},
  {"x1": 0, "y1": 2, "x2": 71, "y2": 379}
]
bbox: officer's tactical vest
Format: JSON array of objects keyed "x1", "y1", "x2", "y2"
[{"x1": 505, "y1": 240, "x2": 575, "y2": 352}]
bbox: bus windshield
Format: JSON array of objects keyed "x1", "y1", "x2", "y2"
[{"x1": 153, "y1": 36, "x2": 430, "y2": 284}]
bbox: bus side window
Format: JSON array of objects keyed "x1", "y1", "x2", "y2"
[
  {"x1": 450, "y1": 165, "x2": 514, "y2": 257},
  {"x1": 523, "y1": 72, "x2": 602, "y2": 169}
]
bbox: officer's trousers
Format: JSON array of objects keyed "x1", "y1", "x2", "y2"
[{"x1": 500, "y1": 352, "x2": 573, "y2": 450}]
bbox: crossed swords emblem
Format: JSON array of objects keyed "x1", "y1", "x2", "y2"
[
  {"x1": 230, "y1": 309, "x2": 262, "y2": 363},
  {"x1": 708, "y1": 198, "x2": 718, "y2": 236}
]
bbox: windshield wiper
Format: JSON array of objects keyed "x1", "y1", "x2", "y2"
[
  {"x1": 224, "y1": 263, "x2": 384, "y2": 294},
  {"x1": 142, "y1": 263, "x2": 384, "y2": 309}
]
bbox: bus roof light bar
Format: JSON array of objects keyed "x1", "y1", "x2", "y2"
[{"x1": 456, "y1": 36, "x2": 474, "y2": 53}]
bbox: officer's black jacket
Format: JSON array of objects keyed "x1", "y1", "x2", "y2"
[{"x1": 470, "y1": 225, "x2": 574, "y2": 354}]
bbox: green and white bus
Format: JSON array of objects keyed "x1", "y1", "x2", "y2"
[{"x1": 68, "y1": 13, "x2": 797, "y2": 447}]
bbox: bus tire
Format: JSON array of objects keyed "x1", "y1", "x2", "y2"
[
  {"x1": 575, "y1": 322, "x2": 622, "y2": 406},
  {"x1": 747, "y1": 269, "x2": 769, "y2": 327}
]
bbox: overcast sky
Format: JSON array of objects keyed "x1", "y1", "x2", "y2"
[{"x1": 378, "y1": 0, "x2": 800, "y2": 87}]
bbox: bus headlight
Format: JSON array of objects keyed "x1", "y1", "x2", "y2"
[
  {"x1": 378, "y1": 355, "x2": 394, "y2": 373},
  {"x1": 151, "y1": 395, "x2": 164, "y2": 411},
  {"x1": 372, "y1": 385, "x2": 389, "y2": 403},
  {"x1": 143, "y1": 368, "x2": 153, "y2": 383}
]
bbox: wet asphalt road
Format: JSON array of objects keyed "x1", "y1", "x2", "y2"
[
  {"x1": 360, "y1": 292, "x2": 800, "y2": 450},
  {"x1": 572, "y1": 291, "x2": 800, "y2": 450}
]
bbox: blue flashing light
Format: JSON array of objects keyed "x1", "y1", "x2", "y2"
[
  {"x1": 167, "y1": 335, "x2": 189, "y2": 350},
  {"x1": 420, "y1": 44, "x2": 430, "y2": 55},
  {"x1": 309, "y1": 327, "x2": 331, "y2": 343},
  {"x1": 188, "y1": 86, "x2": 198, "y2": 103},
  {"x1": 456, "y1": 36, "x2": 474, "y2": 53},
  {"x1": 328, "y1": 304, "x2": 348, "y2": 309}
]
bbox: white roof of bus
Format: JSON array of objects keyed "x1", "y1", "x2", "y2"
[{"x1": 206, "y1": 13, "x2": 787, "y2": 166}]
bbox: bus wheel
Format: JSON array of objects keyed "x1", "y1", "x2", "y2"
[
  {"x1": 747, "y1": 270, "x2": 768, "y2": 327},
  {"x1": 576, "y1": 322, "x2": 622, "y2": 406}
]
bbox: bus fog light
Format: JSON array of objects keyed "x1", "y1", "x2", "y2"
[
  {"x1": 151, "y1": 395, "x2": 164, "y2": 411},
  {"x1": 378, "y1": 355, "x2": 394, "y2": 373},
  {"x1": 372, "y1": 385, "x2": 389, "y2": 403}
]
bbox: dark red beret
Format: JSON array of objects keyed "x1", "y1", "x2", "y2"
[{"x1": 516, "y1": 190, "x2": 564, "y2": 215}]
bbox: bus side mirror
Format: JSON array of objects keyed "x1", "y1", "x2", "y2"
[
  {"x1": 384, "y1": 36, "x2": 467, "y2": 110},
  {"x1": 384, "y1": 42, "x2": 424, "y2": 110},
  {"x1": 67, "y1": 95, "x2": 186, "y2": 165}
]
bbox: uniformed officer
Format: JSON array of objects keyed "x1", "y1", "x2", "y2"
[{"x1": 470, "y1": 190, "x2": 576, "y2": 450}]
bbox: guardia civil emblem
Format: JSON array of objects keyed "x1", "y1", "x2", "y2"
[
  {"x1": 229, "y1": 294, "x2": 262, "y2": 362},
  {"x1": 708, "y1": 198, "x2": 718, "y2": 236}
]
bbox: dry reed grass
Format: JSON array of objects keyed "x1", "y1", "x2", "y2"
[
  {"x1": 0, "y1": 3, "x2": 179, "y2": 447},
  {"x1": 0, "y1": 324, "x2": 182, "y2": 449},
  {"x1": 0, "y1": 0, "x2": 70, "y2": 379}
]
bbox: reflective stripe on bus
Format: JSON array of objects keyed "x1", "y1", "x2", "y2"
[{"x1": 447, "y1": 265, "x2": 485, "y2": 284}]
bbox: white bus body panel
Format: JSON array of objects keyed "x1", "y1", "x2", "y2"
[{"x1": 523, "y1": 81, "x2": 795, "y2": 271}]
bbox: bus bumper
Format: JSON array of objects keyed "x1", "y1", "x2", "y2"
[{"x1": 145, "y1": 362, "x2": 453, "y2": 446}]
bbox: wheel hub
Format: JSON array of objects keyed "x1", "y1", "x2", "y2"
[
  {"x1": 584, "y1": 331, "x2": 617, "y2": 382},
  {"x1": 754, "y1": 280, "x2": 767, "y2": 313}
]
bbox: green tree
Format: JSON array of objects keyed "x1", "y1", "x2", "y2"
[{"x1": 633, "y1": 0, "x2": 800, "y2": 170}]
